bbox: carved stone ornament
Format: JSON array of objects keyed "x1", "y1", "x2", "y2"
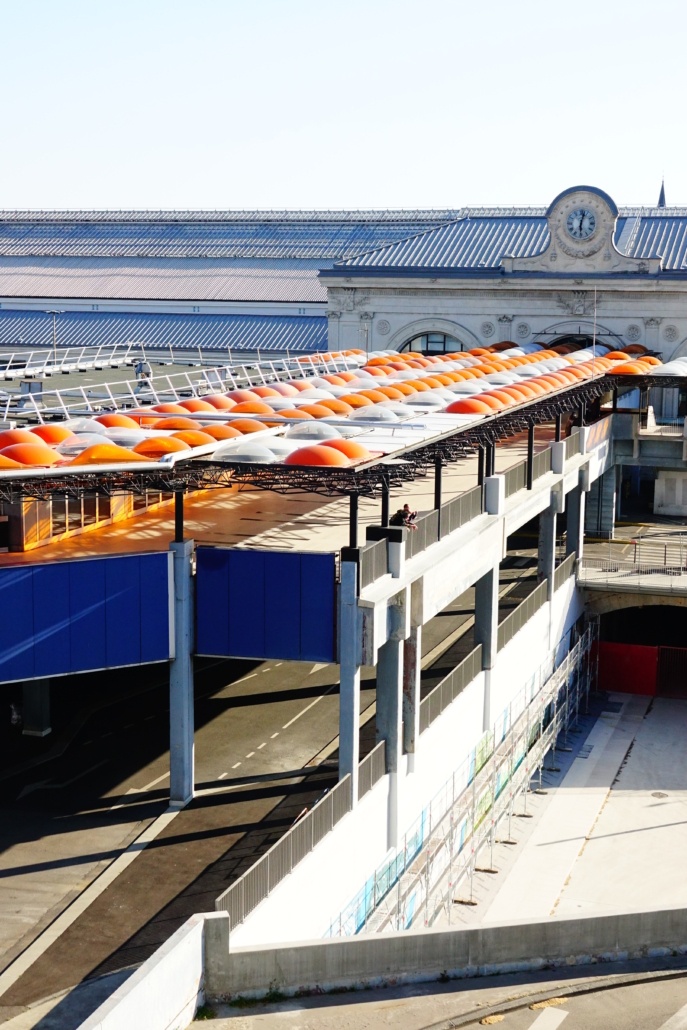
[
  {"x1": 644, "y1": 317, "x2": 662, "y2": 328},
  {"x1": 359, "y1": 311, "x2": 374, "y2": 321},
  {"x1": 626, "y1": 324, "x2": 641, "y2": 341},
  {"x1": 327, "y1": 310, "x2": 341, "y2": 320},
  {"x1": 664, "y1": 325, "x2": 678, "y2": 342},
  {"x1": 556, "y1": 291, "x2": 599, "y2": 317},
  {"x1": 481, "y1": 321, "x2": 495, "y2": 338},
  {"x1": 497, "y1": 314, "x2": 513, "y2": 325},
  {"x1": 377, "y1": 319, "x2": 391, "y2": 335},
  {"x1": 516, "y1": 322, "x2": 531, "y2": 339},
  {"x1": 341, "y1": 288, "x2": 356, "y2": 312}
]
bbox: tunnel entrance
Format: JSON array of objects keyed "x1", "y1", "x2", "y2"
[{"x1": 598, "y1": 606, "x2": 687, "y2": 698}]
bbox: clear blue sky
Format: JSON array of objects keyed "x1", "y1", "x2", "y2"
[{"x1": 0, "y1": 0, "x2": 682, "y2": 210}]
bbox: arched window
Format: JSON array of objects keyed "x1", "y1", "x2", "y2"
[{"x1": 399, "y1": 332, "x2": 463, "y2": 355}]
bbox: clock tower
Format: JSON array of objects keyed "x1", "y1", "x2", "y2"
[{"x1": 504, "y1": 185, "x2": 661, "y2": 274}]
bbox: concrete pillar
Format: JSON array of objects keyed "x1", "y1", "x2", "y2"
[
  {"x1": 376, "y1": 634, "x2": 403, "y2": 847},
  {"x1": 566, "y1": 485, "x2": 586, "y2": 559},
  {"x1": 402, "y1": 625, "x2": 421, "y2": 766},
  {"x1": 538, "y1": 506, "x2": 557, "y2": 594},
  {"x1": 584, "y1": 468, "x2": 616, "y2": 539},
  {"x1": 170, "y1": 540, "x2": 195, "y2": 806},
  {"x1": 474, "y1": 565, "x2": 499, "y2": 732},
  {"x1": 338, "y1": 561, "x2": 361, "y2": 805},
  {"x1": 22, "y1": 678, "x2": 51, "y2": 737}
]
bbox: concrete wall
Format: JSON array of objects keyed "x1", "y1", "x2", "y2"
[
  {"x1": 213, "y1": 906, "x2": 687, "y2": 1000},
  {"x1": 230, "y1": 578, "x2": 582, "y2": 949},
  {"x1": 79, "y1": 914, "x2": 205, "y2": 1030}
]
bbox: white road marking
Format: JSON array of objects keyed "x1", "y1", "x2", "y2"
[
  {"x1": 530, "y1": 1009, "x2": 568, "y2": 1029},
  {"x1": 282, "y1": 687, "x2": 335, "y2": 730},
  {"x1": 218, "y1": 772, "x2": 228, "y2": 780},
  {"x1": 245, "y1": 751, "x2": 255, "y2": 758},
  {"x1": 309, "y1": 663, "x2": 328, "y2": 674},
  {"x1": 138, "y1": 770, "x2": 169, "y2": 792},
  {"x1": 658, "y1": 1000, "x2": 687, "y2": 1029},
  {"x1": 271, "y1": 732, "x2": 279, "y2": 739},
  {"x1": 236, "y1": 673, "x2": 257, "y2": 683},
  {"x1": 109, "y1": 788, "x2": 139, "y2": 811},
  {"x1": 232, "y1": 762, "x2": 241, "y2": 769},
  {"x1": 257, "y1": 742, "x2": 266, "y2": 749}
]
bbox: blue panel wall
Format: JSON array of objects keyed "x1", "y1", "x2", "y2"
[
  {"x1": 0, "y1": 552, "x2": 171, "y2": 684},
  {"x1": 195, "y1": 547, "x2": 336, "y2": 662}
]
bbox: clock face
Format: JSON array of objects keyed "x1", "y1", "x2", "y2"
[{"x1": 566, "y1": 208, "x2": 596, "y2": 240}]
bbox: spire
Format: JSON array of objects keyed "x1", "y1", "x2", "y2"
[{"x1": 658, "y1": 178, "x2": 666, "y2": 208}]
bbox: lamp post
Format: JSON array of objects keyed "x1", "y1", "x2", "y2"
[{"x1": 45, "y1": 309, "x2": 64, "y2": 366}]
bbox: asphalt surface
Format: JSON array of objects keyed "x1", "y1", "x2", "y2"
[{"x1": 0, "y1": 556, "x2": 539, "y2": 1023}]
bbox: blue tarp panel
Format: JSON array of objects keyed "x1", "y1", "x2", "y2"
[
  {"x1": 195, "y1": 547, "x2": 336, "y2": 663},
  {"x1": 0, "y1": 552, "x2": 171, "y2": 683}
]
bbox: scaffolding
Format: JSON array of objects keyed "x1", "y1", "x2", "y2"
[{"x1": 326, "y1": 620, "x2": 598, "y2": 937}]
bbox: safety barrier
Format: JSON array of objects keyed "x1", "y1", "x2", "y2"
[
  {"x1": 358, "y1": 740, "x2": 387, "y2": 800},
  {"x1": 497, "y1": 579, "x2": 548, "y2": 651},
  {"x1": 405, "y1": 486, "x2": 483, "y2": 561},
  {"x1": 215, "y1": 774, "x2": 352, "y2": 927},
  {"x1": 503, "y1": 460, "x2": 527, "y2": 498},
  {"x1": 531, "y1": 446, "x2": 552, "y2": 481},
  {"x1": 360, "y1": 539, "x2": 389, "y2": 589},
  {"x1": 553, "y1": 551, "x2": 577, "y2": 593},
  {"x1": 565, "y1": 428, "x2": 582, "y2": 460},
  {"x1": 419, "y1": 645, "x2": 483, "y2": 733}
]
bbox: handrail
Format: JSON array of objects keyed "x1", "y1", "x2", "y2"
[
  {"x1": 553, "y1": 551, "x2": 577, "y2": 592},
  {"x1": 497, "y1": 580, "x2": 548, "y2": 651},
  {"x1": 215, "y1": 774, "x2": 352, "y2": 926},
  {"x1": 358, "y1": 740, "x2": 386, "y2": 800},
  {"x1": 419, "y1": 645, "x2": 483, "y2": 733},
  {"x1": 360, "y1": 539, "x2": 389, "y2": 589}
]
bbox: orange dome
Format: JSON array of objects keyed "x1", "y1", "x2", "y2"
[
  {"x1": 366, "y1": 356, "x2": 393, "y2": 366},
  {"x1": 94, "y1": 413, "x2": 140, "y2": 429},
  {"x1": 358, "y1": 389, "x2": 389, "y2": 403},
  {"x1": 203, "y1": 424, "x2": 243, "y2": 440},
  {"x1": 274, "y1": 408, "x2": 314, "y2": 419},
  {"x1": 337, "y1": 371, "x2": 359, "y2": 382},
  {"x1": 363, "y1": 366, "x2": 390, "y2": 377},
  {"x1": 270, "y1": 382, "x2": 300, "y2": 396},
  {"x1": 286, "y1": 380, "x2": 315, "y2": 392},
  {"x1": 386, "y1": 381, "x2": 417, "y2": 396},
  {"x1": 443, "y1": 398, "x2": 490, "y2": 415},
  {"x1": 0, "y1": 429, "x2": 40, "y2": 447},
  {"x1": 0, "y1": 442, "x2": 60, "y2": 466},
  {"x1": 317, "y1": 399, "x2": 355, "y2": 415},
  {"x1": 321, "y1": 438, "x2": 373, "y2": 461},
  {"x1": 123, "y1": 410, "x2": 161, "y2": 427},
  {"x1": 30, "y1": 424, "x2": 75, "y2": 444},
  {"x1": 418, "y1": 377, "x2": 444, "y2": 389},
  {"x1": 151, "y1": 403, "x2": 188, "y2": 414},
  {"x1": 152, "y1": 416, "x2": 202, "y2": 431},
  {"x1": 404, "y1": 359, "x2": 427, "y2": 368},
  {"x1": 321, "y1": 374, "x2": 347, "y2": 385},
  {"x1": 404, "y1": 380, "x2": 431, "y2": 392},
  {"x1": 624, "y1": 344, "x2": 648, "y2": 354},
  {"x1": 430, "y1": 373, "x2": 453, "y2": 386},
  {"x1": 171, "y1": 430, "x2": 216, "y2": 447},
  {"x1": 339, "y1": 393, "x2": 374, "y2": 408},
  {"x1": 225, "y1": 389, "x2": 261, "y2": 403},
  {"x1": 203, "y1": 394, "x2": 237, "y2": 409},
  {"x1": 0, "y1": 453, "x2": 25, "y2": 469},
  {"x1": 230, "y1": 401, "x2": 274, "y2": 415},
  {"x1": 472, "y1": 393, "x2": 506, "y2": 411},
  {"x1": 69, "y1": 443, "x2": 151, "y2": 465},
  {"x1": 296, "y1": 403, "x2": 338, "y2": 418},
  {"x1": 179, "y1": 398, "x2": 217, "y2": 413},
  {"x1": 500, "y1": 386, "x2": 531, "y2": 403},
  {"x1": 605, "y1": 351, "x2": 631, "y2": 361},
  {"x1": 227, "y1": 419, "x2": 269, "y2": 433},
  {"x1": 374, "y1": 386, "x2": 404, "y2": 401},
  {"x1": 468, "y1": 348, "x2": 491, "y2": 356},
  {"x1": 513, "y1": 382, "x2": 542, "y2": 399},
  {"x1": 133, "y1": 437, "x2": 191, "y2": 456},
  {"x1": 251, "y1": 386, "x2": 281, "y2": 399},
  {"x1": 642, "y1": 356, "x2": 662, "y2": 366},
  {"x1": 481, "y1": 390, "x2": 516, "y2": 408},
  {"x1": 284, "y1": 445, "x2": 350, "y2": 467}
]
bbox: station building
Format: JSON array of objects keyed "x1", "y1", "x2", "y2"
[{"x1": 3, "y1": 186, "x2": 687, "y2": 1020}]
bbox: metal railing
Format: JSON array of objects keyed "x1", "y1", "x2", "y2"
[
  {"x1": 578, "y1": 555, "x2": 687, "y2": 591},
  {"x1": 419, "y1": 645, "x2": 483, "y2": 733},
  {"x1": 503, "y1": 460, "x2": 527, "y2": 497},
  {"x1": 564, "y1": 429, "x2": 581, "y2": 460},
  {"x1": 553, "y1": 551, "x2": 577, "y2": 593},
  {"x1": 405, "y1": 508, "x2": 439, "y2": 559},
  {"x1": 358, "y1": 740, "x2": 387, "y2": 800},
  {"x1": 531, "y1": 447, "x2": 552, "y2": 481},
  {"x1": 439, "y1": 484, "x2": 482, "y2": 537},
  {"x1": 497, "y1": 579, "x2": 548, "y2": 651},
  {"x1": 360, "y1": 539, "x2": 389, "y2": 589},
  {"x1": 215, "y1": 774, "x2": 352, "y2": 926}
]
